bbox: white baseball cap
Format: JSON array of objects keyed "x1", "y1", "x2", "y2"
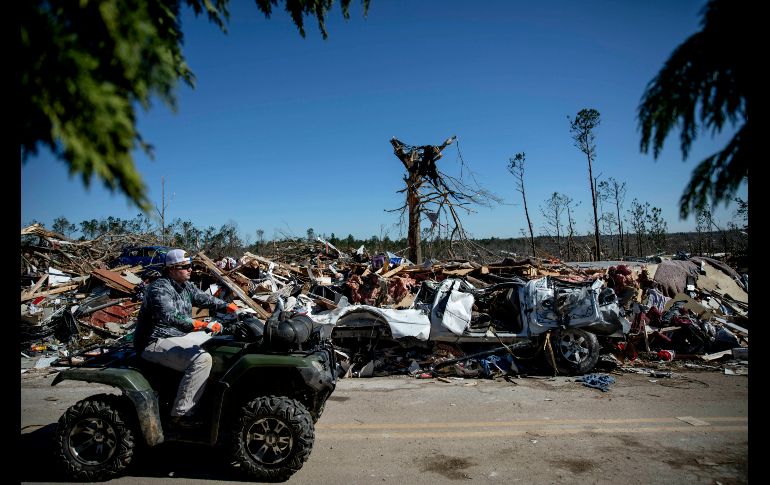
[{"x1": 165, "y1": 249, "x2": 191, "y2": 266}]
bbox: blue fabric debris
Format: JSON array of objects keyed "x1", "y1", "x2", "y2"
[
  {"x1": 479, "y1": 355, "x2": 502, "y2": 377},
  {"x1": 575, "y1": 373, "x2": 616, "y2": 392},
  {"x1": 478, "y1": 354, "x2": 518, "y2": 377}
]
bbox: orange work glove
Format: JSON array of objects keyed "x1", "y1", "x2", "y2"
[
  {"x1": 206, "y1": 321, "x2": 222, "y2": 334},
  {"x1": 226, "y1": 303, "x2": 239, "y2": 313},
  {"x1": 193, "y1": 319, "x2": 222, "y2": 334}
]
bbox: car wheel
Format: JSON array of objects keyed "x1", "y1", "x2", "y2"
[
  {"x1": 548, "y1": 328, "x2": 600, "y2": 375},
  {"x1": 231, "y1": 396, "x2": 314, "y2": 482},
  {"x1": 55, "y1": 394, "x2": 137, "y2": 481}
]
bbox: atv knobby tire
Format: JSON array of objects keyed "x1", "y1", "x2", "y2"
[
  {"x1": 548, "y1": 328, "x2": 600, "y2": 375},
  {"x1": 54, "y1": 393, "x2": 137, "y2": 481},
  {"x1": 231, "y1": 395, "x2": 314, "y2": 482}
]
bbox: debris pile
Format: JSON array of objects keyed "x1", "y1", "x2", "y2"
[{"x1": 20, "y1": 224, "x2": 748, "y2": 380}]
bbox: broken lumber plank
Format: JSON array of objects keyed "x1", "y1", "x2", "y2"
[
  {"x1": 381, "y1": 264, "x2": 406, "y2": 279},
  {"x1": 91, "y1": 269, "x2": 136, "y2": 294},
  {"x1": 242, "y1": 252, "x2": 307, "y2": 278},
  {"x1": 306, "y1": 266, "x2": 317, "y2": 283},
  {"x1": 49, "y1": 275, "x2": 89, "y2": 288},
  {"x1": 228, "y1": 271, "x2": 252, "y2": 288},
  {"x1": 443, "y1": 267, "x2": 475, "y2": 276},
  {"x1": 308, "y1": 293, "x2": 337, "y2": 310},
  {"x1": 21, "y1": 274, "x2": 49, "y2": 300},
  {"x1": 21, "y1": 284, "x2": 80, "y2": 302},
  {"x1": 197, "y1": 252, "x2": 271, "y2": 319}
]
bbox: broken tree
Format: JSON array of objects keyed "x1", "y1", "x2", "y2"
[{"x1": 390, "y1": 136, "x2": 501, "y2": 264}]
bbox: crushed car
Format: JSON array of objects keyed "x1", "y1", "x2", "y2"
[
  {"x1": 305, "y1": 275, "x2": 631, "y2": 375},
  {"x1": 109, "y1": 245, "x2": 171, "y2": 269}
]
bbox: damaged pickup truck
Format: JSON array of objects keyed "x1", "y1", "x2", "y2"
[{"x1": 308, "y1": 276, "x2": 631, "y2": 375}]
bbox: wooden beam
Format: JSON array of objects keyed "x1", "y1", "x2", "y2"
[
  {"x1": 91, "y1": 269, "x2": 136, "y2": 294},
  {"x1": 20, "y1": 284, "x2": 80, "y2": 302},
  {"x1": 381, "y1": 264, "x2": 407, "y2": 278},
  {"x1": 442, "y1": 267, "x2": 474, "y2": 277},
  {"x1": 21, "y1": 274, "x2": 49, "y2": 300},
  {"x1": 197, "y1": 252, "x2": 271, "y2": 319}
]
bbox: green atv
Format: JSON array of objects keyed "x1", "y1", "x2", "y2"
[{"x1": 50, "y1": 305, "x2": 338, "y2": 482}]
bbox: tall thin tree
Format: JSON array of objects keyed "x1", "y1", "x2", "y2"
[
  {"x1": 564, "y1": 196, "x2": 580, "y2": 261},
  {"x1": 599, "y1": 177, "x2": 627, "y2": 257},
  {"x1": 627, "y1": 199, "x2": 649, "y2": 257},
  {"x1": 541, "y1": 192, "x2": 568, "y2": 259},
  {"x1": 507, "y1": 152, "x2": 536, "y2": 257},
  {"x1": 154, "y1": 176, "x2": 173, "y2": 245},
  {"x1": 569, "y1": 109, "x2": 602, "y2": 261}
]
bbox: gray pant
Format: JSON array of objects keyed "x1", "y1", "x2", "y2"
[{"x1": 141, "y1": 331, "x2": 212, "y2": 417}]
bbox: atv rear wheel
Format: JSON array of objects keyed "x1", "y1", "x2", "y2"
[
  {"x1": 548, "y1": 328, "x2": 600, "y2": 375},
  {"x1": 54, "y1": 394, "x2": 137, "y2": 481},
  {"x1": 231, "y1": 396, "x2": 314, "y2": 482}
]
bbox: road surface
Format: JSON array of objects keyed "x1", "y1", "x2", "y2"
[{"x1": 20, "y1": 365, "x2": 748, "y2": 484}]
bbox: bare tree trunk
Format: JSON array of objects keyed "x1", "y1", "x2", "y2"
[
  {"x1": 588, "y1": 163, "x2": 601, "y2": 260},
  {"x1": 524, "y1": 199, "x2": 535, "y2": 257},
  {"x1": 615, "y1": 202, "x2": 624, "y2": 256},
  {"x1": 407, "y1": 172, "x2": 422, "y2": 264},
  {"x1": 566, "y1": 205, "x2": 573, "y2": 261},
  {"x1": 161, "y1": 176, "x2": 165, "y2": 244},
  {"x1": 570, "y1": 109, "x2": 602, "y2": 261},
  {"x1": 155, "y1": 176, "x2": 167, "y2": 245}
]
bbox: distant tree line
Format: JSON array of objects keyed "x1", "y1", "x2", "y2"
[{"x1": 25, "y1": 197, "x2": 746, "y2": 265}]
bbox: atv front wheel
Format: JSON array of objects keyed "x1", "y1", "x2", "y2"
[
  {"x1": 548, "y1": 328, "x2": 600, "y2": 375},
  {"x1": 231, "y1": 396, "x2": 314, "y2": 482},
  {"x1": 54, "y1": 394, "x2": 137, "y2": 481}
]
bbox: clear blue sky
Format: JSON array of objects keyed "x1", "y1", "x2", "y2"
[{"x1": 21, "y1": 0, "x2": 747, "y2": 243}]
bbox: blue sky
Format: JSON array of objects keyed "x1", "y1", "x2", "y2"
[{"x1": 21, "y1": 0, "x2": 747, "y2": 243}]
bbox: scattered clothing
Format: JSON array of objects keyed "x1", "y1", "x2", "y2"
[
  {"x1": 644, "y1": 288, "x2": 670, "y2": 312},
  {"x1": 576, "y1": 373, "x2": 616, "y2": 392}
]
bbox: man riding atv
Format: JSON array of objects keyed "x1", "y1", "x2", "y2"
[
  {"x1": 133, "y1": 248, "x2": 239, "y2": 429},
  {"x1": 52, "y1": 267, "x2": 338, "y2": 482}
]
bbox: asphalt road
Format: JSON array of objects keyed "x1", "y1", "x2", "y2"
[{"x1": 20, "y1": 365, "x2": 748, "y2": 484}]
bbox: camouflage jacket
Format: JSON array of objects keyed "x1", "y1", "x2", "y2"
[{"x1": 133, "y1": 275, "x2": 227, "y2": 352}]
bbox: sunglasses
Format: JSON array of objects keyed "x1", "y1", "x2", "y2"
[{"x1": 174, "y1": 264, "x2": 193, "y2": 270}]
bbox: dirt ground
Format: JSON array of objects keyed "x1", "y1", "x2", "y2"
[{"x1": 19, "y1": 360, "x2": 749, "y2": 485}]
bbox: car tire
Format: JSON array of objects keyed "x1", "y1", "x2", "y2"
[
  {"x1": 54, "y1": 394, "x2": 137, "y2": 481},
  {"x1": 230, "y1": 395, "x2": 314, "y2": 482},
  {"x1": 548, "y1": 328, "x2": 600, "y2": 375}
]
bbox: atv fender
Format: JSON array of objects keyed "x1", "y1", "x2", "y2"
[
  {"x1": 52, "y1": 368, "x2": 164, "y2": 447},
  {"x1": 208, "y1": 353, "x2": 335, "y2": 445}
]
